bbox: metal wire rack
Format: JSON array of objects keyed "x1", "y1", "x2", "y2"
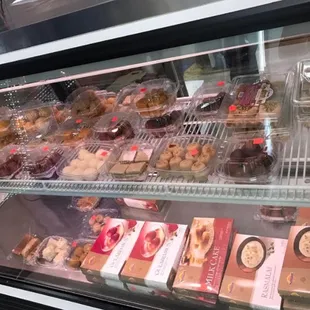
[{"x1": 0, "y1": 96, "x2": 310, "y2": 206}]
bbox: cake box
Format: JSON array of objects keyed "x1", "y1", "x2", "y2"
[
  {"x1": 219, "y1": 233, "x2": 287, "y2": 310},
  {"x1": 279, "y1": 226, "x2": 310, "y2": 299},
  {"x1": 121, "y1": 221, "x2": 188, "y2": 291},
  {"x1": 295, "y1": 208, "x2": 310, "y2": 226},
  {"x1": 81, "y1": 218, "x2": 144, "y2": 282},
  {"x1": 173, "y1": 217, "x2": 234, "y2": 300}
]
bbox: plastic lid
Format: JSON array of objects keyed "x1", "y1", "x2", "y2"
[
  {"x1": 216, "y1": 138, "x2": 281, "y2": 183},
  {"x1": 218, "y1": 74, "x2": 286, "y2": 127},
  {"x1": 114, "y1": 84, "x2": 138, "y2": 112},
  {"x1": 131, "y1": 78, "x2": 179, "y2": 118},
  {"x1": 293, "y1": 60, "x2": 310, "y2": 106}
]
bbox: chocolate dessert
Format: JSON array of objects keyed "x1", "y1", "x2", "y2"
[
  {"x1": 97, "y1": 120, "x2": 135, "y2": 141},
  {"x1": 29, "y1": 151, "x2": 62, "y2": 176},
  {"x1": 0, "y1": 153, "x2": 23, "y2": 178},
  {"x1": 195, "y1": 92, "x2": 226, "y2": 113},
  {"x1": 223, "y1": 141, "x2": 274, "y2": 178}
]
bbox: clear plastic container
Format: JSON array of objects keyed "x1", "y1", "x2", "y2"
[
  {"x1": 293, "y1": 59, "x2": 310, "y2": 107},
  {"x1": 106, "y1": 141, "x2": 153, "y2": 181},
  {"x1": 11, "y1": 233, "x2": 42, "y2": 266},
  {"x1": 0, "y1": 145, "x2": 23, "y2": 179},
  {"x1": 48, "y1": 117, "x2": 94, "y2": 146},
  {"x1": 65, "y1": 239, "x2": 94, "y2": 270},
  {"x1": 16, "y1": 100, "x2": 57, "y2": 138},
  {"x1": 114, "y1": 84, "x2": 137, "y2": 112},
  {"x1": 92, "y1": 112, "x2": 138, "y2": 142},
  {"x1": 81, "y1": 208, "x2": 121, "y2": 238},
  {"x1": 52, "y1": 103, "x2": 71, "y2": 124},
  {"x1": 67, "y1": 86, "x2": 104, "y2": 118},
  {"x1": 115, "y1": 198, "x2": 165, "y2": 212},
  {"x1": 35, "y1": 236, "x2": 71, "y2": 268},
  {"x1": 131, "y1": 78, "x2": 179, "y2": 118},
  {"x1": 192, "y1": 81, "x2": 229, "y2": 120},
  {"x1": 216, "y1": 137, "x2": 282, "y2": 184},
  {"x1": 217, "y1": 74, "x2": 290, "y2": 132},
  {"x1": 149, "y1": 135, "x2": 220, "y2": 181},
  {"x1": 255, "y1": 205, "x2": 297, "y2": 223},
  {"x1": 28, "y1": 144, "x2": 65, "y2": 179},
  {"x1": 70, "y1": 196, "x2": 101, "y2": 212},
  {"x1": 57, "y1": 142, "x2": 114, "y2": 181},
  {"x1": 140, "y1": 109, "x2": 184, "y2": 138}
]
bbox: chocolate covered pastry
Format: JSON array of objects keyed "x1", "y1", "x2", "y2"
[
  {"x1": 0, "y1": 153, "x2": 23, "y2": 178},
  {"x1": 195, "y1": 92, "x2": 226, "y2": 113},
  {"x1": 29, "y1": 151, "x2": 62, "y2": 176}
]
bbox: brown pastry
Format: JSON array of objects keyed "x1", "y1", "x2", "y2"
[
  {"x1": 83, "y1": 244, "x2": 92, "y2": 253},
  {"x1": 198, "y1": 154, "x2": 211, "y2": 165},
  {"x1": 169, "y1": 156, "x2": 182, "y2": 170},
  {"x1": 89, "y1": 216, "x2": 96, "y2": 226},
  {"x1": 187, "y1": 143, "x2": 201, "y2": 153},
  {"x1": 173, "y1": 147, "x2": 185, "y2": 158},
  {"x1": 156, "y1": 159, "x2": 169, "y2": 170},
  {"x1": 79, "y1": 252, "x2": 88, "y2": 263},
  {"x1": 202, "y1": 144, "x2": 216, "y2": 156},
  {"x1": 68, "y1": 256, "x2": 81, "y2": 268},
  {"x1": 38, "y1": 107, "x2": 52, "y2": 118},
  {"x1": 166, "y1": 143, "x2": 180, "y2": 153},
  {"x1": 160, "y1": 151, "x2": 173, "y2": 161},
  {"x1": 110, "y1": 163, "x2": 129, "y2": 175},
  {"x1": 126, "y1": 162, "x2": 147, "y2": 175},
  {"x1": 92, "y1": 223, "x2": 102, "y2": 234},
  {"x1": 12, "y1": 234, "x2": 33, "y2": 256},
  {"x1": 96, "y1": 214, "x2": 104, "y2": 224},
  {"x1": 25, "y1": 110, "x2": 39, "y2": 123},
  {"x1": 73, "y1": 247, "x2": 84, "y2": 257},
  {"x1": 21, "y1": 237, "x2": 40, "y2": 258},
  {"x1": 191, "y1": 161, "x2": 206, "y2": 172},
  {"x1": 180, "y1": 159, "x2": 194, "y2": 171}
]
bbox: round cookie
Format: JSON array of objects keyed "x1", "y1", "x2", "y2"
[
  {"x1": 191, "y1": 161, "x2": 206, "y2": 172},
  {"x1": 159, "y1": 151, "x2": 173, "y2": 161},
  {"x1": 202, "y1": 144, "x2": 216, "y2": 156},
  {"x1": 169, "y1": 156, "x2": 182, "y2": 170},
  {"x1": 180, "y1": 159, "x2": 194, "y2": 171},
  {"x1": 198, "y1": 154, "x2": 211, "y2": 165},
  {"x1": 172, "y1": 147, "x2": 185, "y2": 158},
  {"x1": 156, "y1": 159, "x2": 169, "y2": 170},
  {"x1": 166, "y1": 143, "x2": 180, "y2": 153},
  {"x1": 185, "y1": 151, "x2": 200, "y2": 161}
]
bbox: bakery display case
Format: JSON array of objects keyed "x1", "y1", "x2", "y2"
[{"x1": 0, "y1": 1, "x2": 310, "y2": 309}]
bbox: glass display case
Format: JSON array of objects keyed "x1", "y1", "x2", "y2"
[{"x1": 0, "y1": 2, "x2": 310, "y2": 309}]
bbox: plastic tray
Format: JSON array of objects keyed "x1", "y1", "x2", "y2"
[
  {"x1": 65, "y1": 238, "x2": 94, "y2": 270},
  {"x1": 217, "y1": 73, "x2": 289, "y2": 129},
  {"x1": 35, "y1": 236, "x2": 71, "y2": 268},
  {"x1": 114, "y1": 84, "x2": 137, "y2": 112},
  {"x1": 192, "y1": 81, "x2": 229, "y2": 120},
  {"x1": 0, "y1": 145, "x2": 23, "y2": 179},
  {"x1": 293, "y1": 59, "x2": 310, "y2": 107},
  {"x1": 131, "y1": 78, "x2": 179, "y2": 118},
  {"x1": 92, "y1": 112, "x2": 138, "y2": 142},
  {"x1": 70, "y1": 196, "x2": 101, "y2": 212},
  {"x1": 140, "y1": 109, "x2": 184, "y2": 138},
  {"x1": 17, "y1": 100, "x2": 58, "y2": 138},
  {"x1": 149, "y1": 135, "x2": 220, "y2": 181},
  {"x1": 216, "y1": 137, "x2": 282, "y2": 184},
  {"x1": 28, "y1": 144, "x2": 65, "y2": 179},
  {"x1": 106, "y1": 141, "x2": 154, "y2": 181},
  {"x1": 57, "y1": 142, "x2": 114, "y2": 181},
  {"x1": 81, "y1": 208, "x2": 121, "y2": 238},
  {"x1": 48, "y1": 117, "x2": 95, "y2": 146},
  {"x1": 255, "y1": 205, "x2": 297, "y2": 223}
]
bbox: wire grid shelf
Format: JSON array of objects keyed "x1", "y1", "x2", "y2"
[{"x1": 0, "y1": 97, "x2": 310, "y2": 206}]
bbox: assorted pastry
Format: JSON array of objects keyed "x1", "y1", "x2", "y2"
[
  {"x1": 38, "y1": 237, "x2": 70, "y2": 266},
  {"x1": 66, "y1": 240, "x2": 93, "y2": 269},
  {"x1": 258, "y1": 206, "x2": 297, "y2": 222},
  {"x1": 12, "y1": 234, "x2": 42, "y2": 265},
  {"x1": 144, "y1": 110, "x2": 183, "y2": 138},
  {"x1": 29, "y1": 149, "x2": 62, "y2": 177},
  {"x1": 155, "y1": 140, "x2": 217, "y2": 176},
  {"x1": 0, "y1": 152, "x2": 22, "y2": 178},
  {"x1": 93, "y1": 112, "x2": 136, "y2": 142},
  {"x1": 226, "y1": 80, "x2": 281, "y2": 127},
  {"x1": 61, "y1": 148, "x2": 110, "y2": 181},
  {"x1": 221, "y1": 140, "x2": 275, "y2": 179},
  {"x1": 73, "y1": 196, "x2": 101, "y2": 212},
  {"x1": 87, "y1": 212, "x2": 111, "y2": 236},
  {"x1": 16, "y1": 106, "x2": 53, "y2": 135},
  {"x1": 109, "y1": 143, "x2": 153, "y2": 179}
]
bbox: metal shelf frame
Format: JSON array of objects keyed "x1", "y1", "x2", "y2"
[{"x1": 1, "y1": 95, "x2": 310, "y2": 206}]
